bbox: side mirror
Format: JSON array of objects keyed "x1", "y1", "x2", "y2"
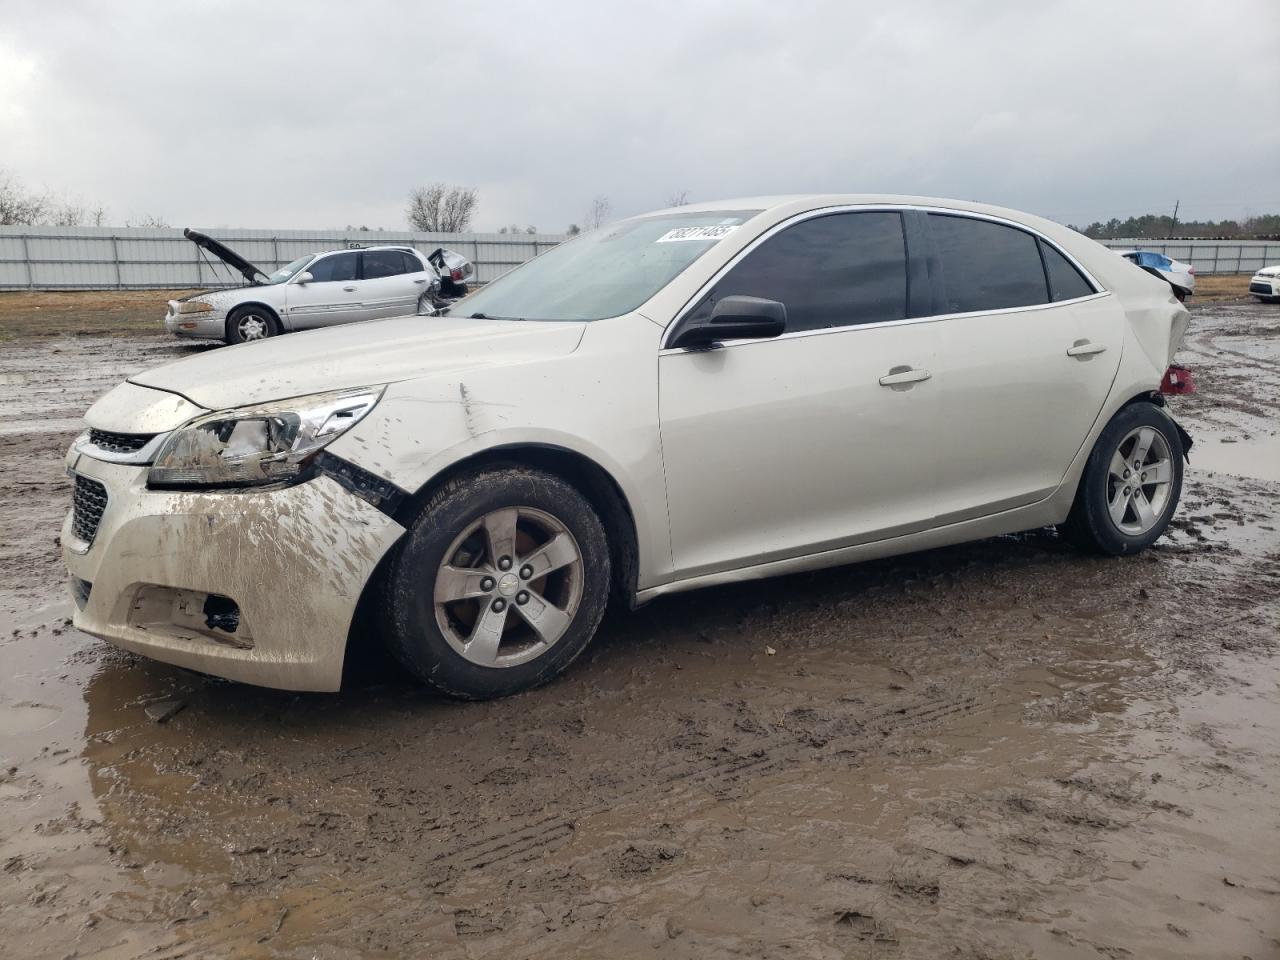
[
  {"x1": 671, "y1": 295, "x2": 787, "y2": 350},
  {"x1": 295, "y1": 271, "x2": 314, "y2": 284}
]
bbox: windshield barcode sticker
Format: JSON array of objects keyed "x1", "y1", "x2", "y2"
[{"x1": 656, "y1": 225, "x2": 739, "y2": 243}]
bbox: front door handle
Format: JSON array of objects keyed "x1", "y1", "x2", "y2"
[
  {"x1": 879, "y1": 366, "x2": 932, "y2": 387},
  {"x1": 342, "y1": 285, "x2": 357, "y2": 292},
  {"x1": 1066, "y1": 340, "x2": 1107, "y2": 357},
  {"x1": 412, "y1": 278, "x2": 428, "y2": 284}
]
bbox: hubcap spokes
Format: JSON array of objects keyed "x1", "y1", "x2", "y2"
[
  {"x1": 1106, "y1": 426, "x2": 1173, "y2": 535},
  {"x1": 240, "y1": 316, "x2": 267, "y2": 340},
  {"x1": 433, "y1": 507, "x2": 583, "y2": 667}
]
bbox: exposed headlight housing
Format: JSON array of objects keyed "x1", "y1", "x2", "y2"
[
  {"x1": 147, "y1": 387, "x2": 383, "y2": 489},
  {"x1": 176, "y1": 301, "x2": 216, "y2": 314}
]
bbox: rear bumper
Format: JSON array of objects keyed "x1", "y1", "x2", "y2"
[{"x1": 61, "y1": 455, "x2": 405, "y2": 691}]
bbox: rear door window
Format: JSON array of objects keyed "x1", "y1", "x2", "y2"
[
  {"x1": 927, "y1": 214, "x2": 1048, "y2": 313},
  {"x1": 307, "y1": 252, "x2": 359, "y2": 283},
  {"x1": 1039, "y1": 240, "x2": 1095, "y2": 301},
  {"x1": 363, "y1": 250, "x2": 417, "y2": 279},
  {"x1": 687, "y1": 211, "x2": 908, "y2": 333}
]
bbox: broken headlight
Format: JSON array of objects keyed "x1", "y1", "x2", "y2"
[{"x1": 147, "y1": 387, "x2": 383, "y2": 489}]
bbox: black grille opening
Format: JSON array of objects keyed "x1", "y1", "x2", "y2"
[
  {"x1": 1249, "y1": 282, "x2": 1274, "y2": 294},
  {"x1": 88, "y1": 428, "x2": 155, "y2": 454},
  {"x1": 72, "y1": 475, "x2": 108, "y2": 544}
]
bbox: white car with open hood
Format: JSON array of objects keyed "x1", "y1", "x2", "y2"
[
  {"x1": 64, "y1": 195, "x2": 1194, "y2": 698},
  {"x1": 166, "y1": 229, "x2": 473, "y2": 344}
]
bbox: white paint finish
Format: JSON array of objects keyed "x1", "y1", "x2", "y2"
[
  {"x1": 659, "y1": 320, "x2": 941, "y2": 578},
  {"x1": 929, "y1": 294, "x2": 1125, "y2": 525},
  {"x1": 130, "y1": 313, "x2": 588, "y2": 410},
  {"x1": 84, "y1": 379, "x2": 207, "y2": 433},
  {"x1": 67, "y1": 194, "x2": 1194, "y2": 689},
  {"x1": 61, "y1": 461, "x2": 404, "y2": 692}
]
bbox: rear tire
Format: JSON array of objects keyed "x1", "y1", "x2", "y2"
[
  {"x1": 383, "y1": 466, "x2": 611, "y2": 699},
  {"x1": 1058, "y1": 402, "x2": 1184, "y2": 556},
  {"x1": 225, "y1": 306, "x2": 279, "y2": 344}
]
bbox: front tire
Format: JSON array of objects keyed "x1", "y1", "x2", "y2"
[
  {"x1": 383, "y1": 466, "x2": 611, "y2": 699},
  {"x1": 1059, "y1": 402, "x2": 1184, "y2": 555},
  {"x1": 225, "y1": 306, "x2": 278, "y2": 344}
]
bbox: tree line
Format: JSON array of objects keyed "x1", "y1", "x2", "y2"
[{"x1": 1069, "y1": 212, "x2": 1280, "y2": 241}]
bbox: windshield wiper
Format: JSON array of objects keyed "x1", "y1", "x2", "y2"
[{"x1": 468, "y1": 312, "x2": 527, "y2": 321}]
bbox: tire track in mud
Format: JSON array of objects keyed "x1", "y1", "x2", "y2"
[{"x1": 227, "y1": 689, "x2": 987, "y2": 949}]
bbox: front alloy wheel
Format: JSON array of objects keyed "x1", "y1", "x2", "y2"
[
  {"x1": 384, "y1": 466, "x2": 611, "y2": 699},
  {"x1": 434, "y1": 507, "x2": 584, "y2": 668}
]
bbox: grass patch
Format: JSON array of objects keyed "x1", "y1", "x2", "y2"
[{"x1": 0, "y1": 290, "x2": 201, "y2": 340}]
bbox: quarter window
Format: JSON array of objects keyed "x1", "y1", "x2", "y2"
[
  {"x1": 927, "y1": 214, "x2": 1048, "y2": 313},
  {"x1": 689, "y1": 212, "x2": 908, "y2": 333},
  {"x1": 307, "y1": 252, "x2": 359, "y2": 283},
  {"x1": 364, "y1": 250, "x2": 418, "y2": 279},
  {"x1": 1039, "y1": 240, "x2": 1094, "y2": 301}
]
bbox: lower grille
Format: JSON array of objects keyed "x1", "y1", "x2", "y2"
[
  {"x1": 1249, "y1": 281, "x2": 1275, "y2": 295},
  {"x1": 72, "y1": 474, "x2": 108, "y2": 544},
  {"x1": 88, "y1": 428, "x2": 155, "y2": 454}
]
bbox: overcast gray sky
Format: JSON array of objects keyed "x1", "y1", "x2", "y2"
[{"x1": 2, "y1": 0, "x2": 1277, "y2": 232}]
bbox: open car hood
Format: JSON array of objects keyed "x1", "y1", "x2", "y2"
[{"x1": 184, "y1": 228, "x2": 267, "y2": 284}]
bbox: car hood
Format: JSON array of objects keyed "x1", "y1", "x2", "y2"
[
  {"x1": 128, "y1": 314, "x2": 588, "y2": 410},
  {"x1": 1256, "y1": 266, "x2": 1280, "y2": 277},
  {"x1": 184, "y1": 228, "x2": 267, "y2": 284}
]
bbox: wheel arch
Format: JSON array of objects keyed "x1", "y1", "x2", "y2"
[{"x1": 400, "y1": 443, "x2": 639, "y2": 609}]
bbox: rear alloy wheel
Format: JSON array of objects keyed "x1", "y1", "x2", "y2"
[
  {"x1": 384, "y1": 466, "x2": 610, "y2": 699},
  {"x1": 1059, "y1": 402, "x2": 1184, "y2": 555},
  {"x1": 225, "y1": 306, "x2": 277, "y2": 344}
]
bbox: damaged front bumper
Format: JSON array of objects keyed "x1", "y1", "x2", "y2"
[
  {"x1": 61, "y1": 454, "x2": 405, "y2": 691},
  {"x1": 164, "y1": 305, "x2": 227, "y2": 339}
]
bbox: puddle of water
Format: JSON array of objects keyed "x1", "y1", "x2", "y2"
[{"x1": 1187, "y1": 428, "x2": 1280, "y2": 483}]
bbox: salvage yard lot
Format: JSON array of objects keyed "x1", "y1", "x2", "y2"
[{"x1": 1, "y1": 293, "x2": 1278, "y2": 958}]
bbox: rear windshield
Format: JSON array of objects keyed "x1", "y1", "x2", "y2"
[{"x1": 451, "y1": 210, "x2": 762, "y2": 321}]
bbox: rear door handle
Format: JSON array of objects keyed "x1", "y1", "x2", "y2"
[
  {"x1": 412, "y1": 278, "x2": 428, "y2": 284},
  {"x1": 879, "y1": 366, "x2": 932, "y2": 387},
  {"x1": 342, "y1": 285, "x2": 357, "y2": 292},
  {"x1": 1066, "y1": 340, "x2": 1107, "y2": 357}
]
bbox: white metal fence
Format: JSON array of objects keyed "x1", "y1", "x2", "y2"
[
  {"x1": 0, "y1": 226, "x2": 568, "y2": 290},
  {"x1": 1, "y1": 227, "x2": 1276, "y2": 290},
  {"x1": 1098, "y1": 239, "x2": 1280, "y2": 275}
]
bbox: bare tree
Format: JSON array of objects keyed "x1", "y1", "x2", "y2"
[
  {"x1": 584, "y1": 196, "x2": 611, "y2": 231},
  {"x1": 525, "y1": 225, "x2": 537, "y2": 235},
  {"x1": 665, "y1": 190, "x2": 689, "y2": 207},
  {"x1": 0, "y1": 169, "x2": 50, "y2": 225},
  {"x1": 126, "y1": 213, "x2": 170, "y2": 228},
  {"x1": 566, "y1": 223, "x2": 581, "y2": 236},
  {"x1": 407, "y1": 183, "x2": 478, "y2": 232}
]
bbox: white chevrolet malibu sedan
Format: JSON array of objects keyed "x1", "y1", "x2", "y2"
[{"x1": 63, "y1": 195, "x2": 1193, "y2": 699}]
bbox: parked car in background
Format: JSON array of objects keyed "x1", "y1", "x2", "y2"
[
  {"x1": 1116, "y1": 249, "x2": 1195, "y2": 300},
  {"x1": 66, "y1": 195, "x2": 1192, "y2": 699},
  {"x1": 166, "y1": 229, "x2": 474, "y2": 344},
  {"x1": 1248, "y1": 265, "x2": 1280, "y2": 302}
]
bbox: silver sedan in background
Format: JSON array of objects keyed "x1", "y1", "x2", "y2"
[{"x1": 165, "y1": 230, "x2": 473, "y2": 344}]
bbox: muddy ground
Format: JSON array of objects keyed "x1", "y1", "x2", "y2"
[{"x1": 1, "y1": 296, "x2": 1278, "y2": 959}]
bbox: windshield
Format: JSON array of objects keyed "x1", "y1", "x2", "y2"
[
  {"x1": 262, "y1": 255, "x2": 313, "y2": 285},
  {"x1": 452, "y1": 210, "x2": 762, "y2": 321}
]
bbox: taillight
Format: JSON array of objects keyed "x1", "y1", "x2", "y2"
[
  {"x1": 1160, "y1": 364, "x2": 1195, "y2": 395},
  {"x1": 1188, "y1": 266, "x2": 1196, "y2": 275},
  {"x1": 450, "y1": 269, "x2": 463, "y2": 281}
]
